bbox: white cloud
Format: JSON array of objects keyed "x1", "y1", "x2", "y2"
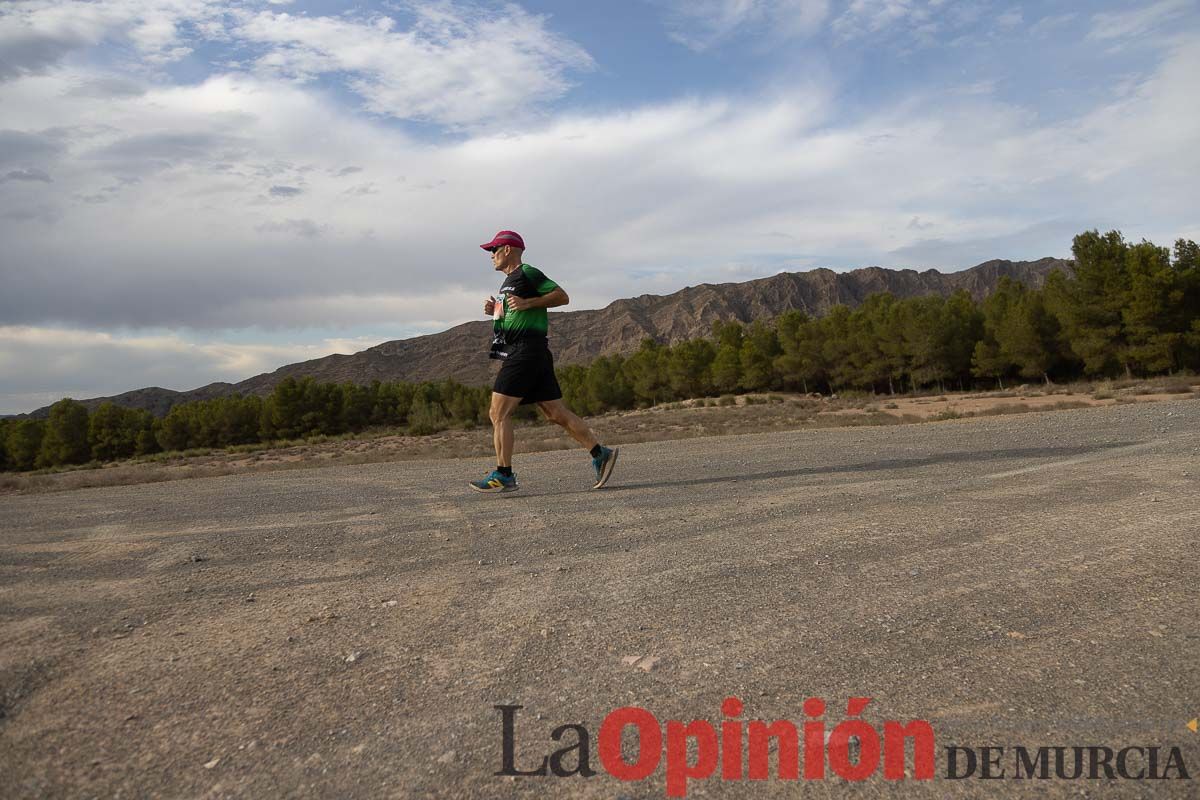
[
  {"x1": 0, "y1": 0, "x2": 227, "y2": 78},
  {"x1": 4, "y1": 36, "x2": 1198, "y2": 332},
  {"x1": 1089, "y1": 0, "x2": 1193, "y2": 42},
  {"x1": 0, "y1": 1, "x2": 593, "y2": 127},
  {"x1": 833, "y1": 0, "x2": 922, "y2": 38},
  {"x1": 232, "y1": 4, "x2": 594, "y2": 126},
  {"x1": 830, "y1": 0, "x2": 997, "y2": 45},
  {"x1": 659, "y1": 0, "x2": 830, "y2": 50},
  {"x1": 1029, "y1": 13, "x2": 1077, "y2": 38},
  {"x1": 996, "y1": 9, "x2": 1023, "y2": 30}
]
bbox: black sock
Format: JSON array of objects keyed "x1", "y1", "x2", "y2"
[
  {"x1": 589, "y1": 444, "x2": 603, "y2": 458},
  {"x1": 497, "y1": 466, "x2": 513, "y2": 477}
]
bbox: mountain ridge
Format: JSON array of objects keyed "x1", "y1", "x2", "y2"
[{"x1": 25, "y1": 257, "x2": 1069, "y2": 417}]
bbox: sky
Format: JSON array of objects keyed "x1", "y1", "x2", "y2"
[{"x1": 1, "y1": 0, "x2": 1198, "y2": 414}]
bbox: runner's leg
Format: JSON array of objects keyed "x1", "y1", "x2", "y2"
[
  {"x1": 536, "y1": 399, "x2": 599, "y2": 451},
  {"x1": 490, "y1": 392, "x2": 523, "y2": 467}
]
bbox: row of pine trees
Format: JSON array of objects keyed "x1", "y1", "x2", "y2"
[
  {"x1": 2, "y1": 230, "x2": 1196, "y2": 472},
  {"x1": 559, "y1": 231, "x2": 1199, "y2": 412},
  {"x1": 0, "y1": 380, "x2": 495, "y2": 472}
]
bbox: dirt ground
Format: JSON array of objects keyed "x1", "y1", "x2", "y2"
[{"x1": 1, "y1": 396, "x2": 1198, "y2": 798}]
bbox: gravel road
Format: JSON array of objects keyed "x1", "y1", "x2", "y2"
[{"x1": 2, "y1": 399, "x2": 1198, "y2": 798}]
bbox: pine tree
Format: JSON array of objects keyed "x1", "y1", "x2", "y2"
[
  {"x1": 1047, "y1": 230, "x2": 1132, "y2": 376},
  {"x1": 0, "y1": 419, "x2": 11, "y2": 470},
  {"x1": 711, "y1": 343, "x2": 742, "y2": 393},
  {"x1": 821, "y1": 305, "x2": 858, "y2": 391},
  {"x1": 739, "y1": 321, "x2": 780, "y2": 391},
  {"x1": 774, "y1": 310, "x2": 824, "y2": 393},
  {"x1": 999, "y1": 290, "x2": 1060, "y2": 384},
  {"x1": 851, "y1": 295, "x2": 905, "y2": 393},
  {"x1": 709, "y1": 321, "x2": 744, "y2": 394},
  {"x1": 157, "y1": 405, "x2": 194, "y2": 451},
  {"x1": 584, "y1": 356, "x2": 634, "y2": 412},
  {"x1": 899, "y1": 297, "x2": 953, "y2": 391},
  {"x1": 972, "y1": 278, "x2": 1021, "y2": 387},
  {"x1": 624, "y1": 339, "x2": 669, "y2": 405},
  {"x1": 1174, "y1": 239, "x2": 1200, "y2": 370},
  {"x1": 666, "y1": 339, "x2": 715, "y2": 399},
  {"x1": 6, "y1": 419, "x2": 45, "y2": 471},
  {"x1": 133, "y1": 411, "x2": 160, "y2": 456},
  {"x1": 557, "y1": 364, "x2": 592, "y2": 415},
  {"x1": 88, "y1": 402, "x2": 140, "y2": 461},
  {"x1": 37, "y1": 399, "x2": 91, "y2": 467},
  {"x1": 1123, "y1": 240, "x2": 1187, "y2": 374},
  {"x1": 942, "y1": 290, "x2": 984, "y2": 389}
]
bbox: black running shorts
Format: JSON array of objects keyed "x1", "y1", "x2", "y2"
[{"x1": 493, "y1": 342, "x2": 562, "y2": 404}]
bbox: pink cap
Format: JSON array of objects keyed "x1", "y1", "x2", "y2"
[{"x1": 480, "y1": 230, "x2": 525, "y2": 251}]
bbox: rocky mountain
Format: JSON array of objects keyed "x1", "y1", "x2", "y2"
[{"x1": 29, "y1": 257, "x2": 1069, "y2": 417}]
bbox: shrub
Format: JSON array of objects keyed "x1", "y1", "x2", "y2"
[{"x1": 407, "y1": 396, "x2": 449, "y2": 435}]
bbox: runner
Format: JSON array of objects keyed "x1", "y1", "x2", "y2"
[{"x1": 469, "y1": 230, "x2": 618, "y2": 493}]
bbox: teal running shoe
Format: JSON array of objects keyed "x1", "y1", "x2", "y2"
[
  {"x1": 469, "y1": 470, "x2": 518, "y2": 493},
  {"x1": 591, "y1": 446, "x2": 619, "y2": 489}
]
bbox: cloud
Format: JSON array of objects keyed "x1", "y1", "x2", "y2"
[
  {"x1": 996, "y1": 9, "x2": 1023, "y2": 30},
  {"x1": 1, "y1": 167, "x2": 52, "y2": 183},
  {"x1": 3, "y1": 36, "x2": 1199, "y2": 331},
  {"x1": 659, "y1": 0, "x2": 831, "y2": 50},
  {"x1": 1089, "y1": 0, "x2": 1193, "y2": 42},
  {"x1": 342, "y1": 183, "x2": 377, "y2": 196},
  {"x1": 233, "y1": 4, "x2": 595, "y2": 127},
  {"x1": 2, "y1": 203, "x2": 59, "y2": 223},
  {"x1": 1, "y1": 1, "x2": 593, "y2": 127},
  {"x1": 1029, "y1": 13, "x2": 1077, "y2": 38},
  {"x1": 833, "y1": 0, "x2": 924, "y2": 38},
  {"x1": 268, "y1": 185, "x2": 303, "y2": 198},
  {"x1": 0, "y1": 30, "x2": 86, "y2": 80},
  {"x1": 0, "y1": 0, "x2": 227, "y2": 79},
  {"x1": 88, "y1": 131, "x2": 250, "y2": 173},
  {"x1": 65, "y1": 75, "x2": 146, "y2": 98},
  {"x1": 0, "y1": 324, "x2": 370, "y2": 414},
  {"x1": 256, "y1": 218, "x2": 323, "y2": 238},
  {"x1": 829, "y1": 0, "x2": 992, "y2": 45},
  {"x1": 889, "y1": 220, "x2": 1091, "y2": 269},
  {"x1": 0, "y1": 128, "x2": 64, "y2": 165}
]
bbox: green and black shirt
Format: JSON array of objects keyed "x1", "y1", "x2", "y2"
[{"x1": 490, "y1": 264, "x2": 558, "y2": 358}]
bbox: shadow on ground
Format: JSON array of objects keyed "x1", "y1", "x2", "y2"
[{"x1": 603, "y1": 442, "x2": 1136, "y2": 493}]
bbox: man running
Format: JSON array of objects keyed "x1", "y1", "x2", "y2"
[{"x1": 469, "y1": 230, "x2": 618, "y2": 493}]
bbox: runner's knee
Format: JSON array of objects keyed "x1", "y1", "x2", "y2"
[
  {"x1": 490, "y1": 402, "x2": 514, "y2": 425},
  {"x1": 542, "y1": 402, "x2": 573, "y2": 426}
]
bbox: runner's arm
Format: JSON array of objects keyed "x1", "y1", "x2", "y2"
[{"x1": 507, "y1": 287, "x2": 569, "y2": 311}]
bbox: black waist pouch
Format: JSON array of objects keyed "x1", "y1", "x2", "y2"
[
  {"x1": 490, "y1": 331, "x2": 547, "y2": 361},
  {"x1": 489, "y1": 333, "x2": 513, "y2": 360}
]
